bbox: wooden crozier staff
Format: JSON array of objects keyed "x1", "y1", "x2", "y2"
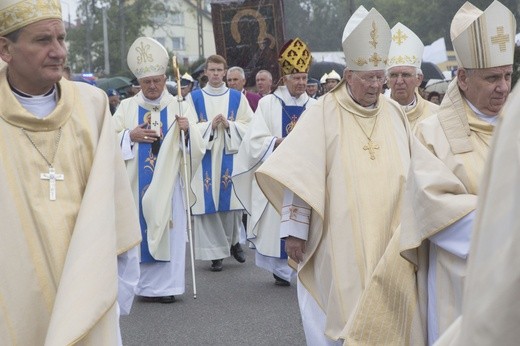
[{"x1": 172, "y1": 56, "x2": 197, "y2": 299}]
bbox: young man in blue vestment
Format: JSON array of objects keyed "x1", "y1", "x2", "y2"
[{"x1": 185, "y1": 55, "x2": 253, "y2": 271}]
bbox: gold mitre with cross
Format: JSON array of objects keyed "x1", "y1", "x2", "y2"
[
  {"x1": 127, "y1": 37, "x2": 169, "y2": 79},
  {"x1": 278, "y1": 38, "x2": 312, "y2": 76},
  {"x1": 387, "y1": 22, "x2": 424, "y2": 69},
  {"x1": 0, "y1": 0, "x2": 62, "y2": 37},
  {"x1": 451, "y1": 0, "x2": 516, "y2": 69},
  {"x1": 342, "y1": 6, "x2": 391, "y2": 71}
]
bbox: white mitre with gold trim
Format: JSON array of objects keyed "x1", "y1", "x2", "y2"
[
  {"x1": 451, "y1": 0, "x2": 516, "y2": 69},
  {"x1": 342, "y1": 6, "x2": 391, "y2": 71},
  {"x1": 387, "y1": 22, "x2": 424, "y2": 69},
  {"x1": 127, "y1": 37, "x2": 169, "y2": 79},
  {"x1": 0, "y1": 0, "x2": 62, "y2": 36}
]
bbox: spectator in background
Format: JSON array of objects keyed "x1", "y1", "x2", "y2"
[
  {"x1": 198, "y1": 74, "x2": 208, "y2": 89},
  {"x1": 180, "y1": 72, "x2": 195, "y2": 99},
  {"x1": 255, "y1": 69, "x2": 273, "y2": 97},
  {"x1": 306, "y1": 77, "x2": 320, "y2": 98},
  {"x1": 227, "y1": 66, "x2": 261, "y2": 111},
  {"x1": 427, "y1": 91, "x2": 441, "y2": 104},
  {"x1": 323, "y1": 70, "x2": 341, "y2": 93},
  {"x1": 106, "y1": 88, "x2": 121, "y2": 115}
]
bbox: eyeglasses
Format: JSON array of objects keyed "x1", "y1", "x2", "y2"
[
  {"x1": 353, "y1": 73, "x2": 386, "y2": 84},
  {"x1": 387, "y1": 72, "x2": 417, "y2": 80}
]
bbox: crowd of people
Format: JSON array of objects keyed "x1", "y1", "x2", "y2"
[{"x1": 1, "y1": 0, "x2": 518, "y2": 345}]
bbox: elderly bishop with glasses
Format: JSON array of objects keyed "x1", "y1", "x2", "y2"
[{"x1": 255, "y1": 6, "x2": 422, "y2": 346}]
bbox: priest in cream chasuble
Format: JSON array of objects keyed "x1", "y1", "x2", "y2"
[
  {"x1": 433, "y1": 85, "x2": 520, "y2": 346},
  {"x1": 0, "y1": 1, "x2": 141, "y2": 344},
  {"x1": 0, "y1": 16, "x2": 141, "y2": 346},
  {"x1": 385, "y1": 22, "x2": 438, "y2": 131},
  {"x1": 256, "y1": 6, "x2": 423, "y2": 345},
  {"x1": 400, "y1": 1, "x2": 516, "y2": 344}
]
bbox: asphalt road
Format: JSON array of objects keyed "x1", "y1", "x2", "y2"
[{"x1": 120, "y1": 246, "x2": 306, "y2": 345}]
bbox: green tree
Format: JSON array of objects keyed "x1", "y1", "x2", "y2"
[
  {"x1": 285, "y1": 0, "x2": 519, "y2": 51},
  {"x1": 66, "y1": 0, "x2": 177, "y2": 77},
  {"x1": 284, "y1": 0, "x2": 355, "y2": 52}
]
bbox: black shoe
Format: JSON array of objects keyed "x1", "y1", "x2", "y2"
[
  {"x1": 140, "y1": 295, "x2": 176, "y2": 304},
  {"x1": 230, "y1": 243, "x2": 246, "y2": 263},
  {"x1": 210, "y1": 259, "x2": 223, "y2": 272},
  {"x1": 273, "y1": 274, "x2": 290, "y2": 287}
]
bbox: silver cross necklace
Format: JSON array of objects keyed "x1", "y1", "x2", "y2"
[{"x1": 21, "y1": 127, "x2": 64, "y2": 201}]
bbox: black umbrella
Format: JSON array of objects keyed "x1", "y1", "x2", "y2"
[
  {"x1": 96, "y1": 76, "x2": 133, "y2": 92},
  {"x1": 309, "y1": 61, "x2": 346, "y2": 81}
]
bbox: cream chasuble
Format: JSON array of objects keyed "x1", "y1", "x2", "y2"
[
  {"x1": 401, "y1": 77, "x2": 495, "y2": 342},
  {"x1": 256, "y1": 81, "x2": 422, "y2": 344},
  {"x1": 0, "y1": 66, "x2": 141, "y2": 345},
  {"x1": 405, "y1": 92, "x2": 438, "y2": 131},
  {"x1": 433, "y1": 86, "x2": 520, "y2": 346},
  {"x1": 112, "y1": 92, "x2": 204, "y2": 261}
]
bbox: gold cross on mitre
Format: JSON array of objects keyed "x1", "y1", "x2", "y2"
[
  {"x1": 392, "y1": 29, "x2": 408, "y2": 45},
  {"x1": 363, "y1": 139, "x2": 380, "y2": 160},
  {"x1": 369, "y1": 52, "x2": 382, "y2": 67},
  {"x1": 491, "y1": 26, "x2": 510, "y2": 52}
]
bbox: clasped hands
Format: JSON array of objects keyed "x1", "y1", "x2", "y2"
[
  {"x1": 130, "y1": 115, "x2": 189, "y2": 143},
  {"x1": 211, "y1": 113, "x2": 230, "y2": 130}
]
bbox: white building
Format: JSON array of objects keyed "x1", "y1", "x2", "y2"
[{"x1": 143, "y1": 0, "x2": 216, "y2": 67}]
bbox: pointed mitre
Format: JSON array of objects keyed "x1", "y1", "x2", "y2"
[
  {"x1": 127, "y1": 37, "x2": 169, "y2": 79},
  {"x1": 0, "y1": 0, "x2": 62, "y2": 36},
  {"x1": 450, "y1": 1, "x2": 516, "y2": 68},
  {"x1": 278, "y1": 37, "x2": 312, "y2": 76},
  {"x1": 387, "y1": 22, "x2": 424, "y2": 69},
  {"x1": 342, "y1": 6, "x2": 391, "y2": 71}
]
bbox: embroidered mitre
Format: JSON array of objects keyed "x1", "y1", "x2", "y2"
[
  {"x1": 127, "y1": 37, "x2": 169, "y2": 79},
  {"x1": 0, "y1": 0, "x2": 62, "y2": 36},
  {"x1": 278, "y1": 37, "x2": 312, "y2": 76},
  {"x1": 342, "y1": 6, "x2": 391, "y2": 71},
  {"x1": 451, "y1": 0, "x2": 516, "y2": 69},
  {"x1": 387, "y1": 22, "x2": 424, "y2": 69}
]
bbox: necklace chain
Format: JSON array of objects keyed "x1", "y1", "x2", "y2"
[
  {"x1": 351, "y1": 114, "x2": 380, "y2": 160},
  {"x1": 21, "y1": 127, "x2": 62, "y2": 167}
]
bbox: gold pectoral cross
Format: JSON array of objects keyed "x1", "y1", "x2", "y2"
[
  {"x1": 363, "y1": 139, "x2": 380, "y2": 160},
  {"x1": 40, "y1": 166, "x2": 64, "y2": 201}
]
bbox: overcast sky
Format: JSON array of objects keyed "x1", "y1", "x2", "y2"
[{"x1": 61, "y1": 0, "x2": 79, "y2": 21}]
